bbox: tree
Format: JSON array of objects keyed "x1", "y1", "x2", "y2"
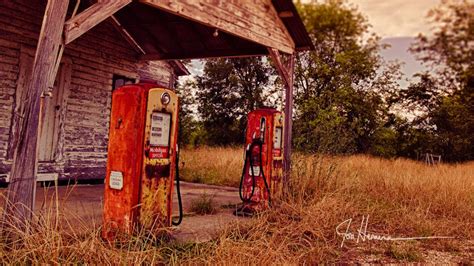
[
  {"x1": 402, "y1": 0, "x2": 474, "y2": 161},
  {"x1": 175, "y1": 79, "x2": 199, "y2": 147},
  {"x1": 196, "y1": 57, "x2": 276, "y2": 145},
  {"x1": 293, "y1": 0, "x2": 401, "y2": 155}
]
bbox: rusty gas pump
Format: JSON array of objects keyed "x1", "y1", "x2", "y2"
[
  {"x1": 235, "y1": 108, "x2": 284, "y2": 215},
  {"x1": 102, "y1": 83, "x2": 182, "y2": 240}
]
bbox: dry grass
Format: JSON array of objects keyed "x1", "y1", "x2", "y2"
[
  {"x1": 189, "y1": 193, "x2": 218, "y2": 215},
  {"x1": 180, "y1": 146, "x2": 244, "y2": 187},
  {"x1": 1, "y1": 147, "x2": 473, "y2": 264},
  {"x1": 176, "y1": 151, "x2": 474, "y2": 263}
]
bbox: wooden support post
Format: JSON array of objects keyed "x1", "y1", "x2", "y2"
[
  {"x1": 267, "y1": 48, "x2": 295, "y2": 185},
  {"x1": 284, "y1": 55, "x2": 295, "y2": 185},
  {"x1": 3, "y1": 0, "x2": 69, "y2": 229}
]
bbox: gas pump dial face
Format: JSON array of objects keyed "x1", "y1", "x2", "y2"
[
  {"x1": 150, "y1": 112, "x2": 171, "y2": 146},
  {"x1": 149, "y1": 112, "x2": 171, "y2": 159}
]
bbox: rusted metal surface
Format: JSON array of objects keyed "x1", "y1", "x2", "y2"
[
  {"x1": 102, "y1": 84, "x2": 178, "y2": 240},
  {"x1": 242, "y1": 108, "x2": 284, "y2": 211},
  {"x1": 139, "y1": 88, "x2": 179, "y2": 230},
  {"x1": 102, "y1": 84, "x2": 147, "y2": 238}
]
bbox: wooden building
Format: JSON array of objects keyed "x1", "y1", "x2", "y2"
[
  {"x1": 0, "y1": 0, "x2": 189, "y2": 183},
  {"x1": 1, "y1": 0, "x2": 313, "y2": 220}
]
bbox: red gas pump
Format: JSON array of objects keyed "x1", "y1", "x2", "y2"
[
  {"x1": 236, "y1": 108, "x2": 284, "y2": 215},
  {"x1": 102, "y1": 83, "x2": 183, "y2": 240}
]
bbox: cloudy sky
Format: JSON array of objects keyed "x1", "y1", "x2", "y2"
[
  {"x1": 300, "y1": 0, "x2": 442, "y2": 83},
  {"x1": 346, "y1": 0, "x2": 441, "y2": 83},
  {"x1": 347, "y1": 0, "x2": 439, "y2": 38}
]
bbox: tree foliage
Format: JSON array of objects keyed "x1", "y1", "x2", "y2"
[
  {"x1": 293, "y1": 0, "x2": 401, "y2": 155},
  {"x1": 399, "y1": 0, "x2": 474, "y2": 161},
  {"x1": 195, "y1": 57, "x2": 276, "y2": 145}
]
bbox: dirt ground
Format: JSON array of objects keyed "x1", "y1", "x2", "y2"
[{"x1": 0, "y1": 181, "x2": 244, "y2": 242}]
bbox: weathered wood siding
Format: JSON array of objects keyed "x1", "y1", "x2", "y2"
[
  {"x1": 0, "y1": 0, "x2": 177, "y2": 180},
  {"x1": 141, "y1": 0, "x2": 295, "y2": 54}
]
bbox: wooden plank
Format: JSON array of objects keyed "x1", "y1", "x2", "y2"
[
  {"x1": 267, "y1": 48, "x2": 294, "y2": 186},
  {"x1": 38, "y1": 58, "x2": 71, "y2": 162},
  {"x1": 141, "y1": 0, "x2": 295, "y2": 54},
  {"x1": 141, "y1": 50, "x2": 267, "y2": 61},
  {"x1": 7, "y1": 46, "x2": 34, "y2": 160},
  {"x1": 64, "y1": 0, "x2": 132, "y2": 45},
  {"x1": 4, "y1": 0, "x2": 69, "y2": 227},
  {"x1": 283, "y1": 54, "x2": 294, "y2": 185},
  {"x1": 54, "y1": 58, "x2": 72, "y2": 162}
]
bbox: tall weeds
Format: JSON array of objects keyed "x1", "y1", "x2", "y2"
[
  {"x1": 0, "y1": 148, "x2": 472, "y2": 263},
  {"x1": 173, "y1": 152, "x2": 474, "y2": 263}
]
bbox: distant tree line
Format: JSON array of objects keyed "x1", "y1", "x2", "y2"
[{"x1": 176, "y1": 0, "x2": 474, "y2": 162}]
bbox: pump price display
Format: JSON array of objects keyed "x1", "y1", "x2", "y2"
[{"x1": 149, "y1": 112, "x2": 171, "y2": 159}]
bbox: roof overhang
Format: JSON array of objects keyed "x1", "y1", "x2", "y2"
[{"x1": 111, "y1": 0, "x2": 312, "y2": 61}]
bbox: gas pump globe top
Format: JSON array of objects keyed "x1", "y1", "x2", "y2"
[
  {"x1": 237, "y1": 108, "x2": 284, "y2": 215},
  {"x1": 102, "y1": 83, "x2": 182, "y2": 240}
]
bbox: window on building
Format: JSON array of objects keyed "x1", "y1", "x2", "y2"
[{"x1": 112, "y1": 74, "x2": 136, "y2": 91}]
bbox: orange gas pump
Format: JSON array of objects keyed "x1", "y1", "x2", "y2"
[
  {"x1": 235, "y1": 108, "x2": 284, "y2": 215},
  {"x1": 102, "y1": 83, "x2": 183, "y2": 240}
]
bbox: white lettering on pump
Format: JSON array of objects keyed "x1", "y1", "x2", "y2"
[
  {"x1": 150, "y1": 112, "x2": 171, "y2": 146},
  {"x1": 110, "y1": 171, "x2": 123, "y2": 190}
]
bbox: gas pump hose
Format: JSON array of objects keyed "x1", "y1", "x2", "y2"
[
  {"x1": 172, "y1": 146, "x2": 183, "y2": 226},
  {"x1": 254, "y1": 140, "x2": 272, "y2": 207},
  {"x1": 238, "y1": 140, "x2": 272, "y2": 206},
  {"x1": 239, "y1": 146, "x2": 256, "y2": 202}
]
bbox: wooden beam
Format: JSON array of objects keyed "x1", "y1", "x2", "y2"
[
  {"x1": 3, "y1": 0, "x2": 70, "y2": 229},
  {"x1": 110, "y1": 15, "x2": 146, "y2": 55},
  {"x1": 141, "y1": 50, "x2": 267, "y2": 61},
  {"x1": 278, "y1": 11, "x2": 294, "y2": 18},
  {"x1": 140, "y1": 0, "x2": 295, "y2": 54},
  {"x1": 268, "y1": 48, "x2": 291, "y2": 86},
  {"x1": 64, "y1": 0, "x2": 131, "y2": 45},
  {"x1": 267, "y1": 48, "x2": 294, "y2": 186}
]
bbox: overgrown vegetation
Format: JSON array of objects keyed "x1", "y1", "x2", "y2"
[
  {"x1": 177, "y1": 0, "x2": 474, "y2": 162},
  {"x1": 292, "y1": 0, "x2": 401, "y2": 156},
  {"x1": 1, "y1": 147, "x2": 473, "y2": 263},
  {"x1": 189, "y1": 193, "x2": 218, "y2": 215},
  {"x1": 396, "y1": 0, "x2": 474, "y2": 161}
]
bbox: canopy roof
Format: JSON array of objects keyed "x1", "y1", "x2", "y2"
[{"x1": 112, "y1": 1, "x2": 313, "y2": 61}]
